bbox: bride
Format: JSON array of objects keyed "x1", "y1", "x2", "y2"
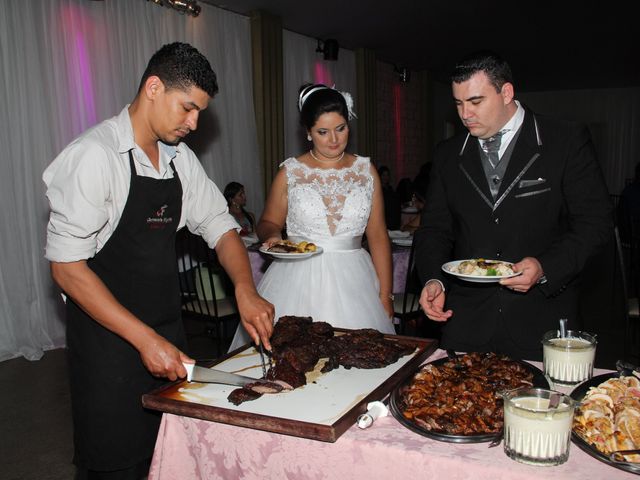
[{"x1": 229, "y1": 84, "x2": 395, "y2": 350}]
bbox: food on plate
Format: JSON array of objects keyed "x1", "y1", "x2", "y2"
[
  {"x1": 267, "y1": 239, "x2": 317, "y2": 254},
  {"x1": 398, "y1": 352, "x2": 534, "y2": 435},
  {"x1": 227, "y1": 315, "x2": 417, "y2": 405},
  {"x1": 573, "y1": 375, "x2": 640, "y2": 463},
  {"x1": 447, "y1": 259, "x2": 515, "y2": 277}
]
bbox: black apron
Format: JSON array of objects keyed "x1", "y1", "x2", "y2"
[{"x1": 67, "y1": 151, "x2": 186, "y2": 471}]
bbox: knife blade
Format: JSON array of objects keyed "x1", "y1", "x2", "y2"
[
  {"x1": 183, "y1": 363, "x2": 263, "y2": 387},
  {"x1": 258, "y1": 343, "x2": 268, "y2": 378}
]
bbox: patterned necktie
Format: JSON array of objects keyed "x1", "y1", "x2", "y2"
[{"x1": 482, "y1": 130, "x2": 505, "y2": 169}]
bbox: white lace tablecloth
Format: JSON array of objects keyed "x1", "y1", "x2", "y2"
[{"x1": 148, "y1": 350, "x2": 633, "y2": 480}]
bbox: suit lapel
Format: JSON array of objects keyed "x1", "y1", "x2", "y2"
[
  {"x1": 457, "y1": 109, "x2": 543, "y2": 212},
  {"x1": 458, "y1": 133, "x2": 494, "y2": 210},
  {"x1": 494, "y1": 110, "x2": 543, "y2": 210}
]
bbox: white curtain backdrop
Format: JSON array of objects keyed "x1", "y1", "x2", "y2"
[
  {"x1": 0, "y1": 0, "x2": 263, "y2": 361},
  {"x1": 283, "y1": 31, "x2": 357, "y2": 160}
]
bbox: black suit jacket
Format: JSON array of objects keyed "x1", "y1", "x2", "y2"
[{"x1": 414, "y1": 107, "x2": 612, "y2": 359}]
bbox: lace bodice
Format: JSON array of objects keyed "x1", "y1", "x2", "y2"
[{"x1": 283, "y1": 156, "x2": 373, "y2": 238}]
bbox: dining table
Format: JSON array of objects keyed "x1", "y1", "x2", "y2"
[{"x1": 147, "y1": 349, "x2": 633, "y2": 480}]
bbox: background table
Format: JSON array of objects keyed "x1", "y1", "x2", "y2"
[
  {"x1": 148, "y1": 350, "x2": 632, "y2": 480},
  {"x1": 247, "y1": 244, "x2": 411, "y2": 293}
]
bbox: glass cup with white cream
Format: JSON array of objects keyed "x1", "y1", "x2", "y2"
[
  {"x1": 542, "y1": 330, "x2": 597, "y2": 386},
  {"x1": 503, "y1": 388, "x2": 576, "y2": 466}
]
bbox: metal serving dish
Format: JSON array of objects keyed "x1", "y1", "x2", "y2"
[
  {"x1": 570, "y1": 372, "x2": 640, "y2": 476},
  {"x1": 389, "y1": 354, "x2": 549, "y2": 443}
]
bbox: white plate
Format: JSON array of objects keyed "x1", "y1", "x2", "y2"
[
  {"x1": 441, "y1": 259, "x2": 522, "y2": 283},
  {"x1": 259, "y1": 245, "x2": 323, "y2": 259},
  {"x1": 388, "y1": 230, "x2": 411, "y2": 239},
  {"x1": 392, "y1": 238, "x2": 413, "y2": 246}
]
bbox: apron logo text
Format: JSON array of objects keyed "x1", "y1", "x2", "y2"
[{"x1": 147, "y1": 204, "x2": 173, "y2": 229}]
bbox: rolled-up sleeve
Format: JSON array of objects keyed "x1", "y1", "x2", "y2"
[
  {"x1": 44, "y1": 143, "x2": 111, "y2": 262},
  {"x1": 179, "y1": 150, "x2": 240, "y2": 248}
]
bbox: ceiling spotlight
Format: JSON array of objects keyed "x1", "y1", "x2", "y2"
[
  {"x1": 315, "y1": 38, "x2": 339, "y2": 61},
  {"x1": 169, "y1": 0, "x2": 201, "y2": 16},
  {"x1": 394, "y1": 65, "x2": 410, "y2": 83},
  {"x1": 147, "y1": 0, "x2": 201, "y2": 17}
]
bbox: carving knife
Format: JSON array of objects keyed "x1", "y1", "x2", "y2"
[
  {"x1": 258, "y1": 343, "x2": 268, "y2": 378},
  {"x1": 183, "y1": 363, "x2": 264, "y2": 387}
]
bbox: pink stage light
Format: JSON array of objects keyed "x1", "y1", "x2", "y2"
[
  {"x1": 59, "y1": 4, "x2": 98, "y2": 133},
  {"x1": 314, "y1": 61, "x2": 333, "y2": 86}
]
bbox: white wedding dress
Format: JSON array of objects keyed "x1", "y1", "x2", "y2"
[{"x1": 229, "y1": 155, "x2": 395, "y2": 350}]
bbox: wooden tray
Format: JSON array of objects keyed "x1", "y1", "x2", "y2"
[{"x1": 143, "y1": 332, "x2": 437, "y2": 442}]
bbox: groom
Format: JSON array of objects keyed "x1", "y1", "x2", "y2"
[{"x1": 414, "y1": 51, "x2": 612, "y2": 360}]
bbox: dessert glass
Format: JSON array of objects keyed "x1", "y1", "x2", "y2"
[
  {"x1": 503, "y1": 388, "x2": 576, "y2": 466},
  {"x1": 542, "y1": 330, "x2": 597, "y2": 386}
]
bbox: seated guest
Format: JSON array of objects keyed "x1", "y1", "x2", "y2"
[
  {"x1": 224, "y1": 182, "x2": 256, "y2": 236},
  {"x1": 378, "y1": 165, "x2": 401, "y2": 230},
  {"x1": 413, "y1": 162, "x2": 432, "y2": 203},
  {"x1": 396, "y1": 177, "x2": 414, "y2": 208},
  {"x1": 401, "y1": 190, "x2": 425, "y2": 233}
]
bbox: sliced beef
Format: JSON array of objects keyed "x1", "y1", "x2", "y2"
[{"x1": 227, "y1": 388, "x2": 263, "y2": 406}]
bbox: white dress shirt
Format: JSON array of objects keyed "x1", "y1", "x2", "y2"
[{"x1": 44, "y1": 106, "x2": 239, "y2": 262}]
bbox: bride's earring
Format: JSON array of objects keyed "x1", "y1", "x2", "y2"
[{"x1": 307, "y1": 134, "x2": 312, "y2": 141}]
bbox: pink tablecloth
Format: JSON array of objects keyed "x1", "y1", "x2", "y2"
[
  {"x1": 248, "y1": 245, "x2": 411, "y2": 292},
  {"x1": 148, "y1": 351, "x2": 632, "y2": 480}
]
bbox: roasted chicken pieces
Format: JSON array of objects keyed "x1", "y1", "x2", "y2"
[
  {"x1": 398, "y1": 352, "x2": 534, "y2": 436},
  {"x1": 573, "y1": 375, "x2": 640, "y2": 463}
]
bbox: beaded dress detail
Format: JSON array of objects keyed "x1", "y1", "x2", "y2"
[{"x1": 284, "y1": 156, "x2": 373, "y2": 238}]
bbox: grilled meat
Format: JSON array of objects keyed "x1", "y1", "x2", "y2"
[
  {"x1": 267, "y1": 240, "x2": 318, "y2": 254},
  {"x1": 227, "y1": 388, "x2": 263, "y2": 406},
  {"x1": 267, "y1": 243, "x2": 299, "y2": 253},
  {"x1": 227, "y1": 315, "x2": 417, "y2": 405}
]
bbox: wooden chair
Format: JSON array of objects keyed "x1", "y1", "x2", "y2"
[
  {"x1": 393, "y1": 241, "x2": 422, "y2": 335},
  {"x1": 626, "y1": 219, "x2": 640, "y2": 362},
  {"x1": 610, "y1": 194, "x2": 621, "y2": 220},
  {"x1": 175, "y1": 229, "x2": 239, "y2": 357},
  {"x1": 614, "y1": 226, "x2": 639, "y2": 363}
]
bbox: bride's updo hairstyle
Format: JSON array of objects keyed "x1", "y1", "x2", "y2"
[{"x1": 298, "y1": 84, "x2": 350, "y2": 130}]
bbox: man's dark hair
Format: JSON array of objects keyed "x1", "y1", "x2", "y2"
[
  {"x1": 298, "y1": 84, "x2": 349, "y2": 130},
  {"x1": 138, "y1": 42, "x2": 218, "y2": 97},
  {"x1": 451, "y1": 51, "x2": 513, "y2": 93}
]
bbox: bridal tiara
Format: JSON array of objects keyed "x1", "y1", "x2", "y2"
[{"x1": 298, "y1": 85, "x2": 358, "y2": 120}]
